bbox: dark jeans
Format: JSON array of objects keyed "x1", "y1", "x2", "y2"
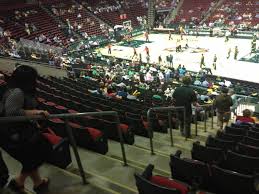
[{"x1": 178, "y1": 114, "x2": 192, "y2": 138}]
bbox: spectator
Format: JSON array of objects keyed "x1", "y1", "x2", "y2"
[
  {"x1": 0, "y1": 65, "x2": 51, "y2": 194},
  {"x1": 236, "y1": 109, "x2": 255, "y2": 124},
  {"x1": 31, "y1": 24, "x2": 37, "y2": 32},
  {"x1": 173, "y1": 76, "x2": 198, "y2": 138},
  {"x1": 213, "y1": 87, "x2": 233, "y2": 130}
]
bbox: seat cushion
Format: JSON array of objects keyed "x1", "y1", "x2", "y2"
[
  {"x1": 86, "y1": 127, "x2": 103, "y2": 141},
  {"x1": 42, "y1": 132, "x2": 62, "y2": 145},
  {"x1": 150, "y1": 175, "x2": 189, "y2": 194},
  {"x1": 119, "y1": 123, "x2": 129, "y2": 133}
]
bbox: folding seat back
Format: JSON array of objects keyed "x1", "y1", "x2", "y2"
[
  {"x1": 252, "y1": 127, "x2": 259, "y2": 133},
  {"x1": 211, "y1": 165, "x2": 256, "y2": 194},
  {"x1": 53, "y1": 105, "x2": 68, "y2": 114},
  {"x1": 170, "y1": 151, "x2": 211, "y2": 190},
  {"x1": 225, "y1": 126, "x2": 247, "y2": 136},
  {"x1": 242, "y1": 136, "x2": 259, "y2": 147},
  {"x1": 42, "y1": 128, "x2": 72, "y2": 169},
  {"x1": 223, "y1": 150, "x2": 259, "y2": 175},
  {"x1": 46, "y1": 118, "x2": 66, "y2": 137},
  {"x1": 237, "y1": 142, "x2": 259, "y2": 157},
  {"x1": 135, "y1": 164, "x2": 184, "y2": 194},
  {"x1": 191, "y1": 141, "x2": 225, "y2": 164},
  {"x1": 39, "y1": 101, "x2": 56, "y2": 113},
  {"x1": 101, "y1": 119, "x2": 134, "y2": 144},
  {"x1": 216, "y1": 130, "x2": 243, "y2": 142},
  {"x1": 231, "y1": 123, "x2": 251, "y2": 130},
  {"x1": 206, "y1": 135, "x2": 235, "y2": 151},
  {"x1": 248, "y1": 130, "x2": 259, "y2": 139},
  {"x1": 135, "y1": 174, "x2": 182, "y2": 194},
  {"x1": 68, "y1": 122, "x2": 108, "y2": 154},
  {"x1": 126, "y1": 113, "x2": 148, "y2": 137}
]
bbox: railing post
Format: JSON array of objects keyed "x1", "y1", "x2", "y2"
[
  {"x1": 147, "y1": 109, "x2": 155, "y2": 155},
  {"x1": 204, "y1": 109, "x2": 207, "y2": 132},
  {"x1": 168, "y1": 111, "x2": 174, "y2": 146},
  {"x1": 211, "y1": 105, "x2": 214, "y2": 129},
  {"x1": 183, "y1": 108, "x2": 187, "y2": 140},
  {"x1": 195, "y1": 109, "x2": 198, "y2": 136},
  {"x1": 114, "y1": 113, "x2": 128, "y2": 166},
  {"x1": 65, "y1": 119, "x2": 87, "y2": 185}
]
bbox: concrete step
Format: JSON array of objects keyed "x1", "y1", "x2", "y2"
[
  {"x1": 134, "y1": 135, "x2": 191, "y2": 156},
  {"x1": 107, "y1": 140, "x2": 171, "y2": 176},
  {"x1": 71, "y1": 147, "x2": 139, "y2": 194},
  {"x1": 67, "y1": 139, "x2": 181, "y2": 193},
  {"x1": 1, "y1": 149, "x2": 115, "y2": 194}
]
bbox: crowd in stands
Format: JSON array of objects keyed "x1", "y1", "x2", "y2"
[
  {"x1": 0, "y1": 7, "x2": 76, "y2": 48},
  {"x1": 75, "y1": 54, "x2": 241, "y2": 110},
  {"x1": 0, "y1": 23, "x2": 20, "y2": 59},
  {"x1": 155, "y1": 0, "x2": 180, "y2": 10},
  {"x1": 174, "y1": 0, "x2": 217, "y2": 24},
  {"x1": 207, "y1": 0, "x2": 258, "y2": 29},
  {"x1": 79, "y1": 0, "x2": 147, "y2": 27},
  {"x1": 50, "y1": 1, "x2": 110, "y2": 37}
]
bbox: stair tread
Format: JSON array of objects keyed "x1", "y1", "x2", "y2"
[{"x1": 1, "y1": 149, "x2": 115, "y2": 194}]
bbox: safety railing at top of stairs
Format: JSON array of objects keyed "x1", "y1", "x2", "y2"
[
  {"x1": 147, "y1": 106, "x2": 186, "y2": 155},
  {"x1": 146, "y1": 104, "x2": 214, "y2": 154},
  {"x1": 194, "y1": 104, "x2": 214, "y2": 136},
  {"x1": 146, "y1": 97, "x2": 250, "y2": 155},
  {"x1": 0, "y1": 111, "x2": 127, "y2": 185},
  {"x1": 194, "y1": 96, "x2": 248, "y2": 136}
]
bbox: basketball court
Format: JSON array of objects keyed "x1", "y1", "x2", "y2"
[{"x1": 98, "y1": 33, "x2": 259, "y2": 83}]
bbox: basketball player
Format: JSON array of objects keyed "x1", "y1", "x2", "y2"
[
  {"x1": 227, "y1": 48, "x2": 231, "y2": 59},
  {"x1": 132, "y1": 47, "x2": 137, "y2": 58},
  {"x1": 169, "y1": 30, "x2": 172, "y2": 40},
  {"x1": 225, "y1": 30, "x2": 231, "y2": 42},
  {"x1": 145, "y1": 46, "x2": 150, "y2": 56},
  {"x1": 200, "y1": 53, "x2": 205, "y2": 68},
  {"x1": 234, "y1": 46, "x2": 238, "y2": 60},
  {"x1": 212, "y1": 54, "x2": 217, "y2": 70},
  {"x1": 158, "y1": 55, "x2": 162, "y2": 64},
  {"x1": 145, "y1": 31, "x2": 149, "y2": 42},
  {"x1": 179, "y1": 26, "x2": 184, "y2": 40},
  {"x1": 126, "y1": 34, "x2": 131, "y2": 45},
  {"x1": 139, "y1": 53, "x2": 142, "y2": 64},
  {"x1": 176, "y1": 39, "x2": 181, "y2": 52},
  {"x1": 108, "y1": 44, "x2": 112, "y2": 54}
]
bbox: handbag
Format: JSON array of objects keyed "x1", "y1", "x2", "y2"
[{"x1": 42, "y1": 128, "x2": 72, "y2": 169}]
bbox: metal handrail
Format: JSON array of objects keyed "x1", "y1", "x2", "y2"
[
  {"x1": 0, "y1": 111, "x2": 127, "y2": 184},
  {"x1": 194, "y1": 104, "x2": 214, "y2": 136},
  {"x1": 194, "y1": 97, "x2": 247, "y2": 136},
  {"x1": 147, "y1": 106, "x2": 185, "y2": 155}
]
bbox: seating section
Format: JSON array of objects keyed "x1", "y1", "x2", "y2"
[
  {"x1": 191, "y1": 141, "x2": 225, "y2": 164},
  {"x1": 155, "y1": 0, "x2": 179, "y2": 10},
  {"x1": 174, "y1": 0, "x2": 217, "y2": 24},
  {"x1": 207, "y1": 0, "x2": 259, "y2": 26},
  {"x1": 79, "y1": 0, "x2": 147, "y2": 27},
  {"x1": 36, "y1": 76, "x2": 176, "y2": 140},
  {"x1": 48, "y1": 0, "x2": 106, "y2": 37},
  {"x1": 0, "y1": 6, "x2": 70, "y2": 46}
]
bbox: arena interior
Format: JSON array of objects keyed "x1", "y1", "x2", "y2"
[{"x1": 0, "y1": 0, "x2": 259, "y2": 194}]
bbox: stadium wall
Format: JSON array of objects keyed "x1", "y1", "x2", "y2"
[{"x1": 0, "y1": 58, "x2": 67, "y2": 78}]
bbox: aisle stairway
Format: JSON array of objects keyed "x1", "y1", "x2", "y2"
[{"x1": 4, "y1": 102, "x2": 250, "y2": 194}]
